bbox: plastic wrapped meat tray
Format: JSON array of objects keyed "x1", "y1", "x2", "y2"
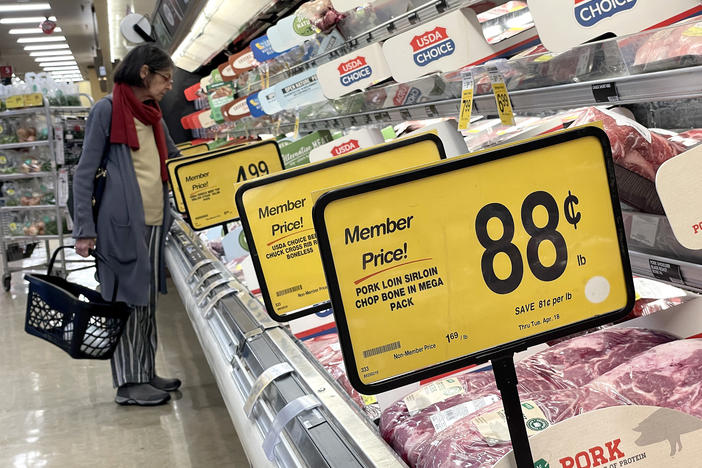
[
  {"x1": 631, "y1": 20, "x2": 702, "y2": 74},
  {"x1": 379, "y1": 327, "x2": 676, "y2": 465}
]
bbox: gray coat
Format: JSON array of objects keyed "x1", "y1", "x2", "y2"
[{"x1": 72, "y1": 95, "x2": 180, "y2": 306}]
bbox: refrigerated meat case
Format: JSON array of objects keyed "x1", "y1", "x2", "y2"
[{"x1": 166, "y1": 3, "x2": 702, "y2": 466}]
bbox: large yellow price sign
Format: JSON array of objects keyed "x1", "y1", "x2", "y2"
[
  {"x1": 174, "y1": 140, "x2": 283, "y2": 230},
  {"x1": 236, "y1": 134, "x2": 447, "y2": 322},
  {"x1": 313, "y1": 127, "x2": 634, "y2": 393},
  {"x1": 180, "y1": 143, "x2": 210, "y2": 156}
]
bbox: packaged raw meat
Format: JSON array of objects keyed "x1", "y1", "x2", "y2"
[
  {"x1": 570, "y1": 107, "x2": 686, "y2": 180},
  {"x1": 587, "y1": 339, "x2": 702, "y2": 419},
  {"x1": 632, "y1": 21, "x2": 702, "y2": 73},
  {"x1": 379, "y1": 327, "x2": 676, "y2": 465},
  {"x1": 669, "y1": 128, "x2": 702, "y2": 149},
  {"x1": 415, "y1": 388, "x2": 625, "y2": 468},
  {"x1": 296, "y1": 0, "x2": 345, "y2": 33}
]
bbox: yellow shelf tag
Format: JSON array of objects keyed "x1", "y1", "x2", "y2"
[
  {"x1": 6, "y1": 95, "x2": 25, "y2": 109},
  {"x1": 24, "y1": 93, "x2": 44, "y2": 107},
  {"x1": 236, "y1": 134, "x2": 447, "y2": 322},
  {"x1": 457, "y1": 71, "x2": 475, "y2": 131},
  {"x1": 488, "y1": 66, "x2": 516, "y2": 126},
  {"x1": 313, "y1": 127, "x2": 633, "y2": 393},
  {"x1": 173, "y1": 141, "x2": 284, "y2": 230},
  {"x1": 293, "y1": 110, "x2": 300, "y2": 139}
]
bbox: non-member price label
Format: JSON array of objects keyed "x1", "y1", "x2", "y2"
[
  {"x1": 174, "y1": 141, "x2": 283, "y2": 230},
  {"x1": 457, "y1": 71, "x2": 475, "y2": 131},
  {"x1": 488, "y1": 66, "x2": 515, "y2": 126},
  {"x1": 236, "y1": 134, "x2": 446, "y2": 322},
  {"x1": 313, "y1": 127, "x2": 633, "y2": 393}
]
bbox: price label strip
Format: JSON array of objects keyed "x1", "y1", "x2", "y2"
[
  {"x1": 174, "y1": 140, "x2": 284, "y2": 230},
  {"x1": 313, "y1": 126, "x2": 634, "y2": 393},
  {"x1": 236, "y1": 134, "x2": 447, "y2": 322},
  {"x1": 457, "y1": 71, "x2": 475, "y2": 131},
  {"x1": 488, "y1": 66, "x2": 516, "y2": 127},
  {"x1": 168, "y1": 143, "x2": 249, "y2": 214},
  {"x1": 179, "y1": 143, "x2": 211, "y2": 157}
]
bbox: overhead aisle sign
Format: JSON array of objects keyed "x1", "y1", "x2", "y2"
[
  {"x1": 236, "y1": 134, "x2": 447, "y2": 322},
  {"x1": 313, "y1": 127, "x2": 634, "y2": 394},
  {"x1": 174, "y1": 141, "x2": 284, "y2": 230}
]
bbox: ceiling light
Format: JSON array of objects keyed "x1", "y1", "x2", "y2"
[
  {"x1": 9, "y1": 27, "x2": 62, "y2": 34},
  {"x1": 35, "y1": 55, "x2": 74, "y2": 62},
  {"x1": 43, "y1": 65, "x2": 80, "y2": 71},
  {"x1": 24, "y1": 44, "x2": 69, "y2": 50},
  {"x1": 29, "y1": 50, "x2": 72, "y2": 57},
  {"x1": 17, "y1": 36, "x2": 66, "y2": 43},
  {"x1": 0, "y1": 16, "x2": 56, "y2": 24},
  {"x1": 0, "y1": 4, "x2": 51, "y2": 13},
  {"x1": 39, "y1": 60, "x2": 76, "y2": 67}
]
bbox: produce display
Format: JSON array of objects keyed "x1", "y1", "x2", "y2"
[
  {"x1": 1, "y1": 178, "x2": 54, "y2": 206},
  {"x1": 0, "y1": 148, "x2": 52, "y2": 174}
]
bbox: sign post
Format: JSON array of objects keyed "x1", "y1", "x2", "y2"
[{"x1": 312, "y1": 127, "x2": 634, "y2": 465}]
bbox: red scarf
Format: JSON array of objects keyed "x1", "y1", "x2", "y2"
[{"x1": 110, "y1": 83, "x2": 169, "y2": 181}]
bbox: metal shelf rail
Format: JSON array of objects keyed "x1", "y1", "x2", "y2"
[{"x1": 165, "y1": 216, "x2": 404, "y2": 468}]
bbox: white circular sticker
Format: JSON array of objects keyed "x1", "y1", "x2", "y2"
[{"x1": 585, "y1": 276, "x2": 610, "y2": 304}]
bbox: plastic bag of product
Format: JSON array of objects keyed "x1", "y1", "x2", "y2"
[
  {"x1": 587, "y1": 340, "x2": 702, "y2": 419},
  {"x1": 296, "y1": 0, "x2": 345, "y2": 33},
  {"x1": 669, "y1": 128, "x2": 702, "y2": 149},
  {"x1": 570, "y1": 107, "x2": 686, "y2": 180},
  {"x1": 633, "y1": 21, "x2": 702, "y2": 70},
  {"x1": 415, "y1": 388, "x2": 626, "y2": 468},
  {"x1": 380, "y1": 327, "x2": 677, "y2": 464}
]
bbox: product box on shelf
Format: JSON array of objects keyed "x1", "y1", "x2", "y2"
[
  {"x1": 527, "y1": 0, "x2": 702, "y2": 53},
  {"x1": 245, "y1": 92, "x2": 266, "y2": 118},
  {"x1": 267, "y1": 12, "x2": 318, "y2": 53},
  {"x1": 250, "y1": 34, "x2": 286, "y2": 62},
  {"x1": 228, "y1": 46, "x2": 258, "y2": 76},
  {"x1": 274, "y1": 68, "x2": 327, "y2": 111},
  {"x1": 308, "y1": 127, "x2": 385, "y2": 162},
  {"x1": 221, "y1": 96, "x2": 251, "y2": 122},
  {"x1": 279, "y1": 130, "x2": 334, "y2": 168},
  {"x1": 258, "y1": 86, "x2": 283, "y2": 115},
  {"x1": 381, "y1": 7, "x2": 538, "y2": 84},
  {"x1": 316, "y1": 42, "x2": 392, "y2": 99}
]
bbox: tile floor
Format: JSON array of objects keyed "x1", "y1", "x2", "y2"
[{"x1": 0, "y1": 246, "x2": 249, "y2": 467}]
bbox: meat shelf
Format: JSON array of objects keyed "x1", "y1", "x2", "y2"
[{"x1": 165, "y1": 215, "x2": 404, "y2": 468}]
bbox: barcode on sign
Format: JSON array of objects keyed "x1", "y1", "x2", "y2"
[
  {"x1": 276, "y1": 284, "x2": 302, "y2": 297},
  {"x1": 363, "y1": 341, "x2": 401, "y2": 358}
]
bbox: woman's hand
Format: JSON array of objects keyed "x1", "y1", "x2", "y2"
[{"x1": 75, "y1": 238, "x2": 96, "y2": 257}]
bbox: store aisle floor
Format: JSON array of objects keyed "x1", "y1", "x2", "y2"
[{"x1": 0, "y1": 261, "x2": 249, "y2": 467}]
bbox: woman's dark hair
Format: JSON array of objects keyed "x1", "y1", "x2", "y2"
[{"x1": 113, "y1": 43, "x2": 174, "y2": 86}]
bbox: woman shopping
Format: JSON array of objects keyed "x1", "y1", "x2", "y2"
[{"x1": 72, "y1": 44, "x2": 182, "y2": 406}]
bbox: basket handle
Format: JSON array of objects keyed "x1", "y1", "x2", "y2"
[{"x1": 48, "y1": 246, "x2": 121, "y2": 303}]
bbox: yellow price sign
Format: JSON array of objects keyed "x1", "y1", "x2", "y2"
[
  {"x1": 236, "y1": 134, "x2": 447, "y2": 322},
  {"x1": 24, "y1": 93, "x2": 44, "y2": 107},
  {"x1": 174, "y1": 141, "x2": 283, "y2": 230},
  {"x1": 489, "y1": 66, "x2": 516, "y2": 126},
  {"x1": 180, "y1": 143, "x2": 211, "y2": 156},
  {"x1": 313, "y1": 127, "x2": 634, "y2": 393},
  {"x1": 457, "y1": 71, "x2": 474, "y2": 131},
  {"x1": 6, "y1": 95, "x2": 25, "y2": 109}
]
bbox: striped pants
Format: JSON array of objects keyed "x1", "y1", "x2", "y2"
[{"x1": 110, "y1": 225, "x2": 161, "y2": 388}]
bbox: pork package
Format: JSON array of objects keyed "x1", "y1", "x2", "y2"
[
  {"x1": 379, "y1": 327, "x2": 677, "y2": 465},
  {"x1": 587, "y1": 339, "x2": 702, "y2": 419},
  {"x1": 415, "y1": 388, "x2": 625, "y2": 468},
  {"x1": 302, "y1": 333, "x2": 381, "y2": 419}
]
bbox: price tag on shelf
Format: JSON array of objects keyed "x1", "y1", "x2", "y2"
[
  {"x1": 293, "y1": 109, "x2": 300, "y2": 139},
  {"x1": 312, "y1": 127, "x2": 633, "y2": 393},
  {"x1": 53, "y1": 125, "x2": 64, "y2": 165},
  {"x1": 457, "y1": 71, "x2": 475, "y2": 131},
  {"x1": 488, "y1": 66, "x2": 515, "y2": 126},
  {"x1": 236, "y1": 134, "x2": 447, "y2": 322},
  {"x1": 24, "y1": 93, "x2": 43, "y2": 107},
  {"x1": 174, "y1": 141, "x2": 284, "y2": 230},
  {"x1": 275, "y1": 117, "x2": 282, "y2": 136},
  {"x1": 6, "y1": 95, "x2": 25, "y2": 109}
]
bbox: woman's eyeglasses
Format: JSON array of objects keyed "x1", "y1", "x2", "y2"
[{"x1": 151, "y1": 70, "x2": 173, "y2": 84}]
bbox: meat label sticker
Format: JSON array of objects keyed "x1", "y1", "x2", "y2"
[
  {"x1": 430, "y1": 394, "x2": 500, "y2": 433},
  {"x1": 313, "y1": 126, "x2": 633, "y2": 393},
  {"x1": 316, "y1": 43, "x2": 392, "y2": 99},
  {"x1": 494, "y1": 406, "x2": 702, "y2": 467},
  {"x1": 473, "y1": 400, "x2": 549, "y2": 443},
  {"x1": 236, "y1": 134, "x2": 446, "y2": 322},
  {"x1": 403, "y1": 377, "x2": 465, "y2": 415},
  {"x1": 174, "y1": 141, "x2": 284, "y2": 230}
]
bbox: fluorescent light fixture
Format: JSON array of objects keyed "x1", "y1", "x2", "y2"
[
  {"x1": 39, "y1": 61, "x2": 76, "y2": 67},
  {"x1": 0, "y1": 15, "x2": 56, "y2": 24},
  {"x1": 43, "y1": 65, "x2": 80, "y2": 71},
  {"x1": 10, "y1": 27, "x2": 62, "y2": 34},
  {"x1": 34, "y1": 55, "x2": 74, "y2": 62},
  {"x1": 24, "y1": 44, "x2": 69, "y2": 50},
  {"x1": 0, "y1": 3, "x2": 51, "y2": 13},
  {"x1": 30, "y1": 50, "x2": 72, "y2": 57},
  {"x1": 17, "y1": 36, "x2": 66, "y2": 43}
]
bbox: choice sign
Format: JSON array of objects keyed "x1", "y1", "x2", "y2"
[{"x1": 313, "y1": 126, "x2": 634, "y2": 394}]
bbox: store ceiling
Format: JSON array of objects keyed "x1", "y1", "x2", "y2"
[{"x1": 0, "y1": 0, "x2": 96, "y2": 80}]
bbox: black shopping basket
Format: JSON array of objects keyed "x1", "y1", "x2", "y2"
[{"x1": 24, "y1": 246, "x2": 131, "y2": 360}]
